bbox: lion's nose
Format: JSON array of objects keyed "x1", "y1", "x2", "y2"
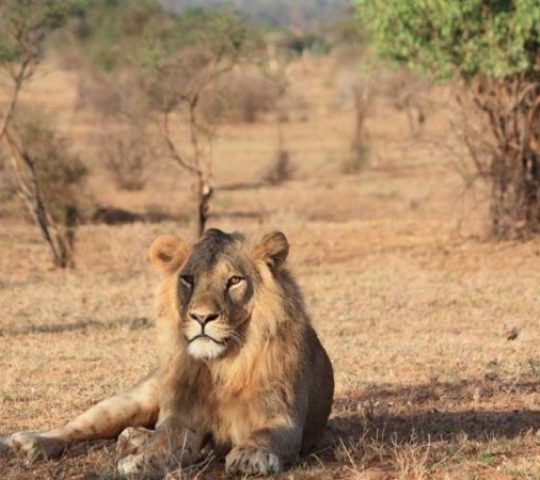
[{"x1": 189, "y1": 311, "x2": 220, "y2": 326}]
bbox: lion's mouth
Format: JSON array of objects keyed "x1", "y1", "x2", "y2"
[{"x1": 188, "y1": 334, "x2": 226, "y2": 346}]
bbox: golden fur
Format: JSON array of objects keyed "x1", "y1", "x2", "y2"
[{"x1": 1, "y1": 229, "x2": 334, "y2": 477}]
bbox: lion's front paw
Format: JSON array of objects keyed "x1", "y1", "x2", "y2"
[
  {"x1": 225, "y1": 446, "x2": 281, "y2": 476},
  {"x1": 116, "y1": 426, "x2": 153, "y2": 457},
  {"x1": 117, "y1": 451, "x2": 167, "y2": 478},
  {"x1": 117, "y1": 452, "x2": 146, "y2": 477},
  {"x1": 0, "y1": 432, "x2": 65, "y2": 464}
]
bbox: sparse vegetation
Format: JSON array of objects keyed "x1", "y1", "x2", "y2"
[
  {"x1": 1, "y1": 1, "x2": 540, "y2": 479},
  {"x1": 101, "y1": 125, "x2": 157, "y2": 192}
]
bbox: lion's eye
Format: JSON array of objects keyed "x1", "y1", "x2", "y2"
[
  {"x1": 180, "y1": 275, "x2": 194, "y2": 287},
  {"x1": 227, "y1": 276, "x2": 243, "y2": 288}
]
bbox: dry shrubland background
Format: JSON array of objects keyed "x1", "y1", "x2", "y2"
[{"x1": 1, "y1": 1, "x2": 540, "y2": 479}]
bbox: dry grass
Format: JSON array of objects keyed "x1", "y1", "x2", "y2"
[{"x1": 2, "y1": 55, "x2": 540, "y2": 479}]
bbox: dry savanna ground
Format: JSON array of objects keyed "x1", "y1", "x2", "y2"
[{"x1": 1, "y1": 55, "x2": 540, "y2": 479}]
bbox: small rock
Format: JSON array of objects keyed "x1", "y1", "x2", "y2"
[{"x1": 505, "y1": 327, "x2": 519, "y2": 341}]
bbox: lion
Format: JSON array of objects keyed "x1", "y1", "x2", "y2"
[{"x1": 1, "y1": 229, "x2": 334, "y2": 476}]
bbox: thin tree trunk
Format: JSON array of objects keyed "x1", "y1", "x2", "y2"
[
  {"x1": 197, "y1": 174, "x2": 213, "y2": 238},
  {"x1": 0, "y1": 60, "x2": 31, "y2": 143}
]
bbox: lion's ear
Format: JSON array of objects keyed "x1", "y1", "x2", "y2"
[
  {"x1": 252, "y1": 231, "x2": 289, "y2": 270},
  {"x1": 149, "y1": 235, "x2": 190, "y2": 274}
]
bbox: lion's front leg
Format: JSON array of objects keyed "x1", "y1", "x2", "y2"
[
  {"x1": 116, "y1": 417, "x2": 206, "y2": 477},
  {"x1": 225, "y1": 425, "x2": 303, "y2": 476},
  {"x1": 0, "y1": 371, "x2": 159, "y2": 465}
]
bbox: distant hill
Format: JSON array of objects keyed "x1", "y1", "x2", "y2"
[{"x1": 158, "y1": 0, "x2": 350, "y2": 28}]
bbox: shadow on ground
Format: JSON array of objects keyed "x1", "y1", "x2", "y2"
[
  {"x1": 1, "y1": 316, "x2": 153, "y2": 336},
  {"x1": 328, "y1": 378, "x2": 540, "y2": 447}
]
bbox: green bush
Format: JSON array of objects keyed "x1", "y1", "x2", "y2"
[{"x1": 357, "y1": 0, "x2": 540, "y2": 80}]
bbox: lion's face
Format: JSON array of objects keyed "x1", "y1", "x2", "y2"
[
  {"x1": 149, "y1": 229, "x2": 289, "y2": 361},
  {"x1": 178, "y1": 231, "x2": 257, "y2": 359}
]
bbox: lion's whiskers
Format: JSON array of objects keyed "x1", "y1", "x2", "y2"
[{"x1": 227, "y1": 330, "x2": 243, "y2": 347}]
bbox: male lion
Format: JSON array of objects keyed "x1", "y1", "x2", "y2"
[{"x1": 1, "y1": 229, "x2": 334, "y2": 476}]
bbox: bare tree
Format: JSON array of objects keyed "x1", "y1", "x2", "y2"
[
  {"x1": 63, "y1": 4, "x2": 262, "y2": 237},
  {"x1": 0, "y1": 0, "x2": 74, "y2": 267},
  {"x1": 146, "y1": 18, "x2": 257, "y2": 237}
]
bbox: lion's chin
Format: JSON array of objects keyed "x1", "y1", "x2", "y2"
[{"x1": 187, "y1": 337, "x2": 227, "y2": 360}]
